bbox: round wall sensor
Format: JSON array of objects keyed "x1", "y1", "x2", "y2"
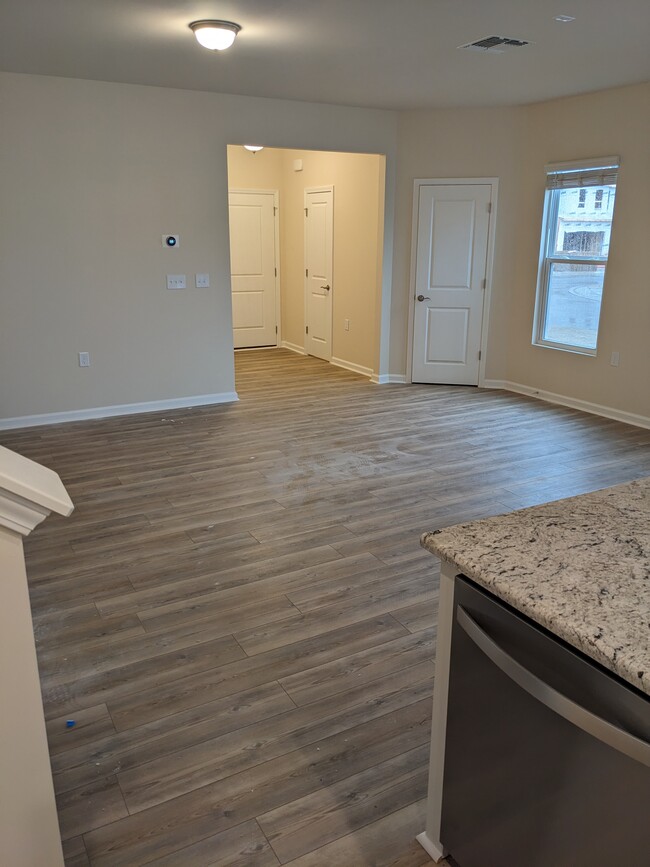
[{"x1": 163, "y1": 234, "x2": 180, "y2": 248}]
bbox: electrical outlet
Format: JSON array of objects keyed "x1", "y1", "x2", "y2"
[
  {"x1": 195, "y1": 273, "x2": 210, "y2": 288},
  {"x1": 166, "y1": 274, "x2": 186, "y2": 290},
  {"x1": 78, "y1": 351, "x2": 90, "y2": 367},
  {"x1": 344, "y1": 319, "x2": 350, "y2": 331},
  {"x1": 610, "y1": 351, "x2": 620, "y2": 367}
]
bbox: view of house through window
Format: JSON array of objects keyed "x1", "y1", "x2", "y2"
[{"x1": 534, "y1": 159, "x2": 618, "y2": 354}]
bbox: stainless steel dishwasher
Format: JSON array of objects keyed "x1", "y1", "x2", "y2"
[{"x1": 440, "y1": 576, "x2": 650, "y2": 866}]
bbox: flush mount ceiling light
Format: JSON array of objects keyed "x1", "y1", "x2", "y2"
[
  {"x1": 554, "y1": 15, "x2": 576, "y2": 22},
  {"x1": 189, "y1": 20, "x2": 241, "y2": 51},
  {"x1": 243, "y1": 145, "x2": 264, "y2": 152}
]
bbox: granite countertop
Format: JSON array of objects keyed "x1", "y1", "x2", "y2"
[{"x1": 421, "y1": 477, "x2": 650, "y2": 696}]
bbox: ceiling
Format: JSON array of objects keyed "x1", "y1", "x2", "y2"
[{"x1": 1, "y1": 0, "x2": 649, "y2": 110}]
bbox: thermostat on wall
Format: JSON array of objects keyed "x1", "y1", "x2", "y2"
[{"x1": 162, "y1": 234, "x2": 180, "y2": 248}]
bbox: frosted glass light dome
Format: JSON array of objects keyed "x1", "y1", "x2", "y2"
[{"x1": 189, "y1": 21, "x2": 241, "y2": 51}]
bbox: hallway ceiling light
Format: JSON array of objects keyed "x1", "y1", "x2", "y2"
[
  {"x1": 189, "y1": 20, "x2": 241, "y2": 51},
  {"x1": 243, "y1": 145, "x2": 264, "y2": 152}
]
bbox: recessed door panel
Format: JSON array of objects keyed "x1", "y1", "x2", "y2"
[
  {"x1": 232, "y1": 290, "x2": 265, "y2": 331},
  {"x1": 425, "y1": 308, "x2": 469, "y2": 364},
  {"x1": 230, "y1": 207, "x2": 263, "y2": 275},
  {"x1": 229, "y1": 191, "x2": 277, "y2": 349},
  {"x1": 429, "y1": 200, "x2": 475, "y2": 289},
  {"x1": 308, "y1": 203, "x2": 329, "y2": 279}
]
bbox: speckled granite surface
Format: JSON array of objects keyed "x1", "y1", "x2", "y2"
[{"x1": 421, "y1": 477, "x2": 650, "y2": 696}]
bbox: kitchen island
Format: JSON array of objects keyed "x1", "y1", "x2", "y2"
[{"x1": 417, "y1": 477, "x2": 650, "y2": 865}]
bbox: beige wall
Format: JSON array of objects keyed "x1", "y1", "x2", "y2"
[
  {"x1": 1, "y1": 71, "x2": 648, "y2": 424},
  {"x1": 391, "y1": 105, "x2": 524, "y2": 381},
  {"x1": 227, "y1": 146, "x2": 384, "y2": 373},
  {"x1": 509, "y1": 83, "x2": 650, "y2": 418},
  {"x1": 392, "y1": 83, "x2": 649, "y2": 419},
  {"x1": 227, "y1": 145, "x2": 285, "y2": 190},
  {"x1": 0, "y1": 72, "x2": 397, "y2": 421}
]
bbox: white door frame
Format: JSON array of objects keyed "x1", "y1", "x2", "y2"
[
  {"x1": 406, "y1": 178, "x2": 499, "y2": 386},
  {"x1": 229, "y1": 188, "x2": 281, "y2": 348},
  {"x1": 304, "y1": 185, "x2": 334, "y2": 356}
]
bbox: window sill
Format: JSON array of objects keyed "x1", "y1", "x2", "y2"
[{"x1": 532, "y1": 340, "x2": 597, "y2": 358}]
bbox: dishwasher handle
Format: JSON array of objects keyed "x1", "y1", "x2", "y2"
[{"x1": 457, "y1": 606, "x2": 650, "y2": 768}]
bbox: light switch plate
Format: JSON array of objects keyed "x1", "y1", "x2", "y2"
[
  {"x1": 195, "y1": 273, "x2": 210, "y2": 288},
  {"x1": 167, "y1": 274, "x2": 186, "y2": 289}
]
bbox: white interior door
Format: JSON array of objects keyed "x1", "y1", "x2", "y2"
[
  {"x1": 412, "y1": 183, "x2": 492, "y2": 384},
  {"x1": 304, "y1": 187, "x2": 333, "y2": 361},
  {"x1": 229, "y1": 190, "x2": 277, "y2": 349}
]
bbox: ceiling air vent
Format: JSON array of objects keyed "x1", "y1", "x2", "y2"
[{"x1": 458, "y1": 36, "x2": 530, "y2": 53}]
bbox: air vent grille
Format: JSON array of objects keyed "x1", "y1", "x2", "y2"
[{"x1": 458, "y1": 35, "x2": 530, "y2": 53}]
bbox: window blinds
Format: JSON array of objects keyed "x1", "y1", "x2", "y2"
[{"x1": 545, "y1": 156, "x2": 619, "y2": 189}]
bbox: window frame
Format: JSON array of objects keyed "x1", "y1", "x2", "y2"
[{"x1": 532, "y1": 157, "x2": 619, "y2": 357}]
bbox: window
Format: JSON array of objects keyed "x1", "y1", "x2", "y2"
[{"x1": 533, "y1": 156, "x2": 619, "y2": 354}]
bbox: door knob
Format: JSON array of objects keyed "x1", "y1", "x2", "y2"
[
  {"x1": 321, "y1": 284, "x2": 331, "y2": 291},
  {"x1": 417, "y1": 294, "x2": 431, "y2": 302}
]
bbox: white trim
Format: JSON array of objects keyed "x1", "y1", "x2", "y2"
[
  {"x1": 482, "y1": 379, "x2": 509, "y2": 389},
  {"x1": 229, "y1": 188, "x2": 281, "y2": 347},
  {"x1": 405, "y1": 183, "x2": 421, "y2": 385},
  {"x1": 0, "y1": 392, "x2": 239, "y2": 431},
  {"x1": 371, "y1": 373, "x2": 407, "y2": 384},
  {"x1": 478, "y1": 181, "x2": 499, "y2": 388},
  {"x1": 0, "y1": 445, "x2": 73, "y2": 535},
  {"x1": 420, "y1": 561, "x2": 455, "y2": 862},
  {"x1": 280, "y1": 340, "x2": 306, "y2": 356},
  {"x1": 482, "y1": 380, "x2": 650, "y2": 429},
  {"x1": 234, "y1": 346, "x2": 277, "y2": 353},
  {"x1": 544, "y1": 155, "x2": 620, "y2": 175},
  {"x1": 407, "y1": 178, "x2": 499, "y2": 387},
  {"x1": 0, "y1": 489, "x2": 50, "y2": 536},
  {"x1": 330, "y1": 357, "x2": 373, "y2": 378},
  {"x1": 416, "y1": 832, "x2": 447, "y2": 863}
]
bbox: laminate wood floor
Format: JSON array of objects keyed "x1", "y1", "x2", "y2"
[{"x1": 3, "y1": 349, "x2": 650, "y2": 866}]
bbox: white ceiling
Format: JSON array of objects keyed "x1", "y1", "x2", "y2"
[{"x1": 1, "y1": 0, "x2": 649, "y2": 110}]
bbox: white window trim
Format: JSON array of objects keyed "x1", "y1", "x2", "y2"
[{"x1": 532, "y1": 156, "x2": 619, "y2": 357}]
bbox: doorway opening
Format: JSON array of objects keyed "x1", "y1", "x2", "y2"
[{"x1": 226, "y1": 145, "x2": 386, "y2": 383}]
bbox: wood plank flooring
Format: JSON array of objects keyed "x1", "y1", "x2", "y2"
[{"x1": 3, "y1": 348, "x2": 650, "y2": 866}]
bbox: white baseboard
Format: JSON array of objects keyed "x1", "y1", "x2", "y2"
[
  {"x1": 0, "y1": 392, "x2": 239, "y2": 431},
  {"x1": 371, "y1": 373, "x2": 407, "y2": 385},
  {"x1": 234, "y1": 345, "x2": 278, "y2": 352},
  {"x1": 482, "y1": 379, "x2": 650, "y2": 430},
  {"x1": 280, "y1": 340, "x2": 306, "y2": 355},
  {"x1": 416, "y1": 832, "x2": 447, "y2": 862},
  {"x1": 330, "y1": 357, "x2": 373, "y2": 379}
]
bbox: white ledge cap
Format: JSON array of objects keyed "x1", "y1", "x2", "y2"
[{"x1": 0, "y1": 445, "x2": 74, "y2": 536}]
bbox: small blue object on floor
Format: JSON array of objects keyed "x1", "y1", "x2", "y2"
[{"x1": 66, "y1": 720, "x2": 76, "y2": 728}]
